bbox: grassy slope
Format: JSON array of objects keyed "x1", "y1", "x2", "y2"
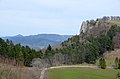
[
  {"x1": 49, "y1": 67, "x2": 120, "y2": 79},
  {"x1": 106, "y1": 20, "x2": 120, "y2": 26},
  {"x1": 104, "y1": 49, "x2": 120, "y2": 66},
  {"x1": 95, "y1": 49, "x2": 120, "y2": 66}
]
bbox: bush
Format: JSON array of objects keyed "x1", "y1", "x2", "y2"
[{"x1": 99, "y1": 58, "x2": 106, "y2": 69}]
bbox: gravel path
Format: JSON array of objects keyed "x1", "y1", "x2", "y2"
[{"x1": 39, "y1": 68, "x2": 45, "y2": 79}]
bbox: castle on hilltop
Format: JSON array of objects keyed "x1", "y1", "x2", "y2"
[
  {"x1": 98, "y1": 16, "x2": 120, "y2": 21},
  {"x1": 80, "y1": 16, "x2": 120, "y2": 35},
  {"x1": 80, "y1": 16, "x2": 120, "y2": 48}
]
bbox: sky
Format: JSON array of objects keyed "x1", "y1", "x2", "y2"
[{"x1": 0, "y1": 0, "x2": 120, "y2": 36}]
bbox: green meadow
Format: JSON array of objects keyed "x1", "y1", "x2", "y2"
[{"x1": 49, "y1": 67, "x2": 120, "y2": 79}]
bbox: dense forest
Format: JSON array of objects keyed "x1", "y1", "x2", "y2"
[{"x1": 0, "y1": 38, "x2": 41, "y2": 66}]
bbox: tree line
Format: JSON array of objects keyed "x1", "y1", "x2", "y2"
[{"x1": 0, "y1": 38, "x2": 41, "y2": 66}]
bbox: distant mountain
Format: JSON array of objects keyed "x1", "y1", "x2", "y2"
[{"x1": 2, "y1": 34, "x2": 73, "y2": 49}]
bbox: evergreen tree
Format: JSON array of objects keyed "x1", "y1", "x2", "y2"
[
  {"x1": 44, "y1": 44, "x2": 52, "y2": 58},
  {"x1": 0, "y1": 38, "x2": 41, "y2": 66},
  {"x1": 118, "y1": 59, "x2": 120, "y2": 69},
  {"x1": 99, "y1": 58, "x2": 103, "y2": 67},
  {"x1": 102, "y1": 58, "x2": 106, "y2": 69},
  {"x1": 99, "y1": 58, "x2": 106, "y2": 69},
  {"x1": 117, "y1": 72, "x2": 120, "y2": 79},
  {"x1": 115, "y1": 57, "x2": 119, "y2": 69},
  {"x1": 44, "y1": 44, "x2": 55, "y2": 66}
]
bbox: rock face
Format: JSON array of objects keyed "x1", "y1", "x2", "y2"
[
  {"x1": 87, "y1": 21, "x2": 110, "y2": 36},
  {"x1": 80, "y1": 21, "x2": 88, "y2": 33},
  {"x1": 80, "y1": 20, "x2": 110, "y2": 36},
  {"x1": 80, "y1": 16, "x2": 120, "y2": 49},
  {"x1": 80, "y1": 16, "x2": 120, "y2": 36}
]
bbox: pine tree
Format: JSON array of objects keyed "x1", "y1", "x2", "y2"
[
  {"x1": 118, "y1": 59, "x2": 120, "y2": 69},
  {"x1": 117, "y1": 72, "x2": 120, "y2": 79},
  {"x1": 115, "y1": 57, "x2": 119, "y2": 69},
  {"x1": 99, "y1": 58, "x2": 102, "y2": 67},
  {"x1": 102, "y1": 58, "x2": 106, "y2": 69},
  {"x1": 44, "y1": 44, "x2": 54, "y2": 66},
  {"x1": 99, "y1": 58, "x2": 106, "y2": 69}
]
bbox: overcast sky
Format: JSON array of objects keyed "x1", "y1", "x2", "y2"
[{"x1": 0, "y1": 0, "x2": 120, "y2": 36}]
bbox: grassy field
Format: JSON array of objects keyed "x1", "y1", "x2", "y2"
[
  {"x1": 106, "y1": 20, "x2": 120, "y2": 26},
  {"x1": 48, "y1": 67, "x2": 120, "y2": 79}
]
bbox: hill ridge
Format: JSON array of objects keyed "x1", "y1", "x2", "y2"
[{"x1": 2, "y1": 34, "x2": 73, "y2": 49}]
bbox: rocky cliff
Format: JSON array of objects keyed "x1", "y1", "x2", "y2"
[
  {"x1": 80, "y1": 16, "x2": 120, "y2": 48},
  {"x1": 80, "y1": 16, "x2": 120, "y2": 36}
]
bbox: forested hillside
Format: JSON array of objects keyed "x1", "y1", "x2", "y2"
[
  {"x1": 2, "y1": 34, "x2": 72, "y2": 49},
  {"x1": 36, "y1": 16, "x2": 120, "y2": 67},
  {"x1": 0, "y1": 38, "x2": 41, "y2": 66}
]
